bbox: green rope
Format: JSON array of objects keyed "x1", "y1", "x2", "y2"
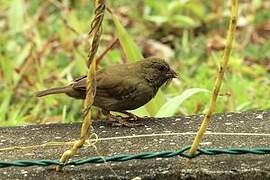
[{"x1": 1, "y1": 146, "x2": 270, "y2": 168}]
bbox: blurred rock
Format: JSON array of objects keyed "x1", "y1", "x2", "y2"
[{"x1": 137, "y1": 37, "x2": 175, "y2": 60}]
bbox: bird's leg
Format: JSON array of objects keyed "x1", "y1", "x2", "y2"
[{"x1": 102, "y1": 110, "x2": 143, "y2": 127}]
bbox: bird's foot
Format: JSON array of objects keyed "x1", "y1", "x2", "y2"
[
  {"x1": 120, "y1": 111, "x2": 145, "y2": 121},
  {"x1": 107, "y1": 115, "x2": 144, "y2": 127}
]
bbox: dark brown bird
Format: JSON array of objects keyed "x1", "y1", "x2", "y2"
[{"x1": 36, "y1": 57, "x2": 177, "y2": 126}]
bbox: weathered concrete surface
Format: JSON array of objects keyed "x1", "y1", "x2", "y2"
[{"x1": 0, "y1": 110, "x2": 270, "y2": 180}]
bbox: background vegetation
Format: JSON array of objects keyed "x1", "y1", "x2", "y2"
[{"x1": 0, "y1": 0, "x2": 269, "y2": 126}]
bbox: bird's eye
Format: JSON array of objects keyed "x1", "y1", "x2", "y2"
[{"x1": 157, "y1": 65, "x2": 166, "y2": 71}]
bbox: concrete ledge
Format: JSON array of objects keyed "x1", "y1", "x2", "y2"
[{"x1": 0, "y1": 110, "x2": 270, "y2": 179}]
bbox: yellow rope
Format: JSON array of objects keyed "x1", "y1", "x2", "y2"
[
  {"x1": 0, "y1": 133, "x2": 99, "y2": 152},
  {"x1": 3, "y1": 131, "x2": 268, "y2": 153},
  {"x1": 56, "y1": 0, "x2": 105, "y2": 171}
]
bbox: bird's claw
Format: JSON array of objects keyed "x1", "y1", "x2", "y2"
[
  {"x1": 122, "y1": 113, "x2": 145, "y2": 121},
  {"x1": 107, "y1": 116, "x2": 144, "y2": 127}
]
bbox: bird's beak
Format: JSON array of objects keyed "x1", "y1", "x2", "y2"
[{"x1": 167, "y1": 69, "x2": 179, "y2": 79}]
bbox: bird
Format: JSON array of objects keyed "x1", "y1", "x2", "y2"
[{"x1": 36, "y1": 57, "x2": 178, "y2": 126}]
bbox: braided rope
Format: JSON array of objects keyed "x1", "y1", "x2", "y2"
[{"x1": 1, "y1": 147, "x2": 270, "y2": 168}]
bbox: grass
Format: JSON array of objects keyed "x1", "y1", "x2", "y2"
[{"x1": 0, "y1": 0, "x2": 269, "y2": 126}]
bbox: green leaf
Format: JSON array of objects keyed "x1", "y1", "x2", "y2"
[
  {"x1": 112, "y1": 13, "x2": 143, "y2": 62},
  {"x1": 130, "y1": 106, "x2": 150, "y2": 117},
  {"x1": 170, "y1": 15, "x2": 198, "y2": 28},
  {"x1": 145, "y1": 15, "x2": 168, "y2": 25},
  {"x1": 0, "y1": 56, "x2": 13, "y2": 84},
  {"x1": 0, "y1": 91, "x2": 12, "y2": 121},
  {"x1": 16, "y1": 43, "x2": 32, "y2": 67},
  {"x1": 155, "y1": 88, "x2": 209, "y2": 117},
  {"x1": 168, "y1": 1, "x2": 184, "y2": 15},
  {"x1": 185, "y1": 2, "x2": 206, "y2": 19},
  {"x1": 8, "y1": 0, "x2": 24, "y2": 33},
  {"x1": 144, "y1": 89, "x2": 166, "y2": 116}
]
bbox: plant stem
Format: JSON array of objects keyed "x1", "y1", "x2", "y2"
[{"x1": 188, "y1": 0, "x2": 238, "y2": 156}]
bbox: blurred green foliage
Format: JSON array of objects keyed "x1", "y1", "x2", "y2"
[{"x1": 0, "y1": 0, "x2": 269, "y2": 126}]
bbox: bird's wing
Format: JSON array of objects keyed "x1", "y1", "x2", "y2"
[
  {"x1": 71, "y1": 69, "x2": 138, "y2": 100},
  {"x1": 96, "y1": 75, "x2": 138, "y2": 100},
  {"x1": 70, "y1": 75, "x2": 86, "y2": 91},
  {"x1": 73, "y1": 75, "x2": 87, "y2": 82}
]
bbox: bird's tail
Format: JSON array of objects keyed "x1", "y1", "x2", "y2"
[{"x1": 35, "y1": 87, "x2": 69, "y2": 97}]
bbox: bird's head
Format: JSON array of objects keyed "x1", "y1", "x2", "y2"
[{"x1": 138, "y1": 57, "x2": 178, "y2": 89}]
